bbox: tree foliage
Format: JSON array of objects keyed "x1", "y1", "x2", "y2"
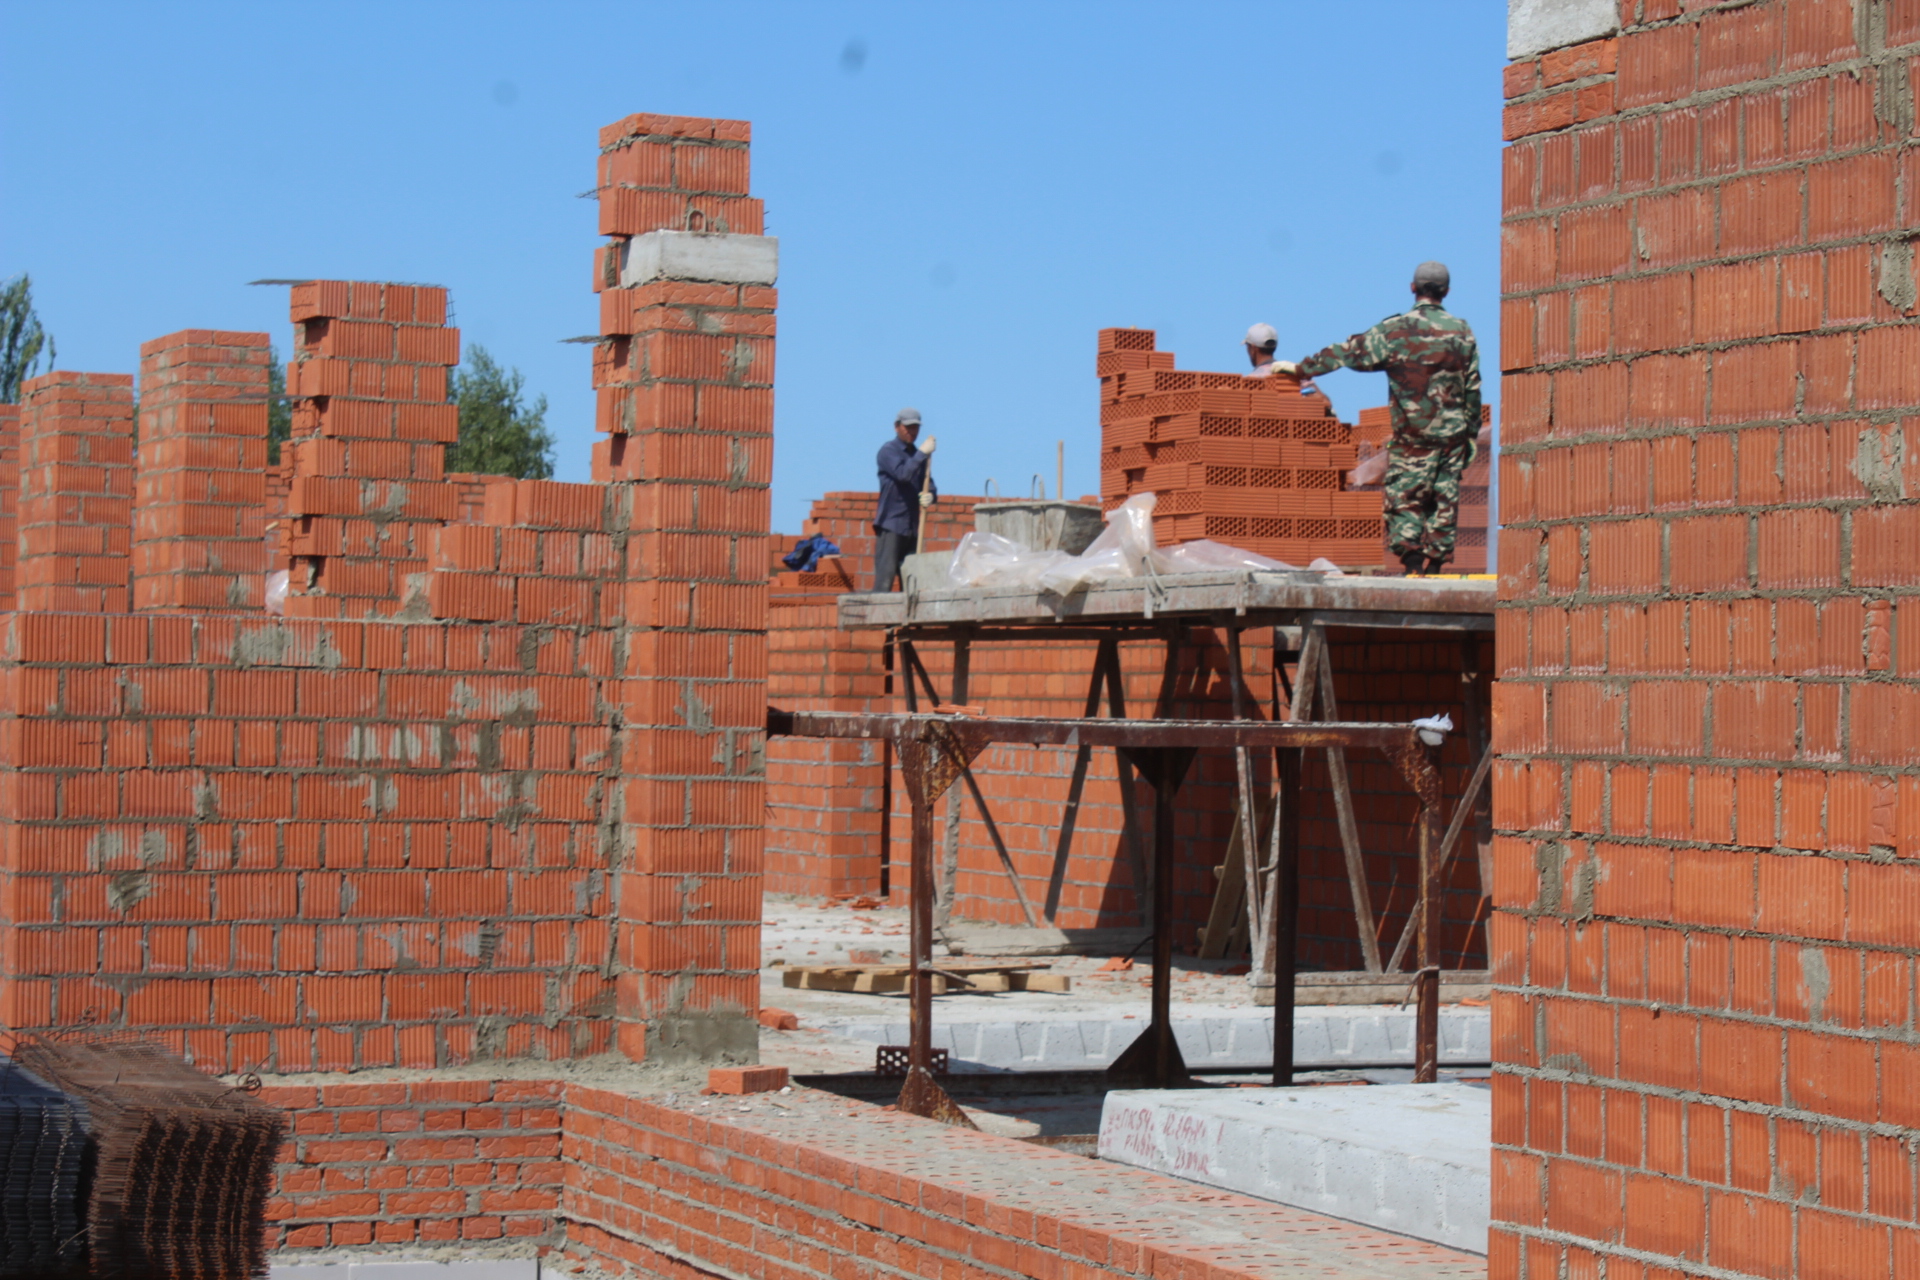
[
  {"x1": 448, "y1": 345, "x2": 555, "y2": 479},
  {"x1": 0, "y1": 274, "x2": 55, "y2": 402},
  {"x1": 266, "y1": 346, "x2": 291, "y2": 465}
]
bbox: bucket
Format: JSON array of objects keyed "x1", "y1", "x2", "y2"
[{"x1": 972, "y1": 500, "x2": 1104, "y2": 555}]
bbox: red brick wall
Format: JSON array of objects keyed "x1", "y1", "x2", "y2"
[
  {"x1": 254, "y1": 1078, "x2": 1478, "y2": 1274},
  {"x1": 0, "y1": 402, "x2": 19, "y2": 611},
  {"x1": 262, "y1": 1079, "x2": 563, "y2": 1250},
  {"x1": 1493, "y1": 6, "x2": 1920, "y2": 1275},
  {"x1": 764, "y1": 491, "x2": 989, "y2": 902},
  {"x1": 0, "y1": 112, "x2": 771, "y2": 1073}
]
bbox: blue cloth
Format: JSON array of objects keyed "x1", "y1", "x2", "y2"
[
  {"x1": 874, "y1": 437, "x2": 936, "y2": 536},
  {"x1": 781, "y1": 534, "x2": 841, "y2": 572}
]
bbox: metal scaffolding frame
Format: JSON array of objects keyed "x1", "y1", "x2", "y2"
[{"x1": 766, "y1": 708, "x2": 1449, "y2": 1125}]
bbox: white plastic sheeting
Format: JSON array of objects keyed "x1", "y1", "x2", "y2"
[{"x1": 946, "y1": 492, "x2": 1341, "y2": 594}]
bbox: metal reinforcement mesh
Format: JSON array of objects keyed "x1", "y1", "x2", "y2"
[
  {"x1": 11, "y1": 1036, "x2": 285, "y2": 1280},
  {"x1": 0, "y1": 1051, "x2": 89, "y2": 1276}
]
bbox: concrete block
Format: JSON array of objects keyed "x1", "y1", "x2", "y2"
[
  {"x1": 1098, "y1": 1083, "x2": 1489, "y2": 1253},
  {"x1": 1508, "y1": 0, "x2": 1615, "y2": 59},
  {"x1": 900, "y1": 551, "x2": 951, "y2": 594},
  {"x1": 813, "y1": 1007, "x2": 1490, "y2": 1073},
  {"x1": 620, "y1": 231, "x2": 778, "y2": 286}
]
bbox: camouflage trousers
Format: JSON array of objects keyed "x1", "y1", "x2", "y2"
[{"x1": 1385, "y1": 436, "x2": 1474, "y2": 563}]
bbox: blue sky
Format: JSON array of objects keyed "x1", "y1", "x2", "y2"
[{"x1": 1, "y1": 2, "x2": 1505, "y2": 533}]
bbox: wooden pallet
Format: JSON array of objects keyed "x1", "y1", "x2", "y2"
[{"x1": 780, "y1": 962, "x2": 1070, "y2": 994}]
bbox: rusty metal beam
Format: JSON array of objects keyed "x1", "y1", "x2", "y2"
[{"x1": 768, "y1": 709, "x2": 1429, "y2": 753}]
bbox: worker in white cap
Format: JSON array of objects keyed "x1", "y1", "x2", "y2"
[
  {"x1": 1245, "y1": 323, "x2": 1322, "y2": 397},
  {"x1": 872, "y1": 407, "x2": 936, "y2": 592}
]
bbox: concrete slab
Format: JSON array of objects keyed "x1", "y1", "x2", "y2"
[
  {"x1": 1098, "y1": 1083, "x2": 1490, "y2": 1253},
  {"x1": 271, "y1": 1259, "x2": 539, "y2": 1280},
  {"x1": 810, "y1": 1006, "x2": 1489, "y2": 1072}
]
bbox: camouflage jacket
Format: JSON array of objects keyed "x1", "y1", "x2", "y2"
[{"x1": 1297, "y1": 300, "x2": 1481, "y2": 446}]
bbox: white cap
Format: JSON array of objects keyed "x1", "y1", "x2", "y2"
[
  {"x1": 1244, "y1": 323, "x2": 1278, "y2": 351},
  {"x1": 896, "y1": 407, "x2": 922, "y2": 425}
]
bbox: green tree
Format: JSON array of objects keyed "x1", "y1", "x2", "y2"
[
  {"x1": 448, "y1": 345, "x2": 555, "y2": 479},
  {"x1": 0, "y1": 273, "x2": 55, "y2": 402},
  {"x1": 266, "y1": 345, "x2": 291, "y2": 465}
]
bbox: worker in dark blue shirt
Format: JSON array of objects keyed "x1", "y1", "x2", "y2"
[{"x1": 873, "y1": 407, "x2": 937, "y2": 591}]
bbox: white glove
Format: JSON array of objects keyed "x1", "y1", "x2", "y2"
[
  {"x1": 1274, "y1": 360, "x2": 1301, "y2": 376},
  {"x1": 918, "y1": 435, "x2": 937, "y2": 454},
  {"x1": 918, "y1": 491, "x2": 933, "y2": 508}
]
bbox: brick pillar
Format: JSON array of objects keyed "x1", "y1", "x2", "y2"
[
  {"x1": 133, "y1": 330, "x2": 272, "y2": 611},
  {"x1": 16, "y1": 371, "x2": 134, "y2": 613},
  {"x1": 1494, "y1": 6, "x2": 1920, "y2": 1276},
  {"x1": 593, "y1": 113, "x2": 772, "y2": 1063},
  {"x1": 282, "y1": 281, "x2": 461, "y2": 618},
  {"x1": 0, "y1": 403, "x2": 20, "y2": 611}
]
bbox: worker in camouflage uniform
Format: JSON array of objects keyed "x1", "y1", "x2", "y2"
[{"x1": 1277, "y1": 261, "x2": 1481, "y2": 575}]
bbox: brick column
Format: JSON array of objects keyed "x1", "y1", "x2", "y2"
[
  {"x1": 0, "y1": 403, "x2": 20, "y2": 611},
  {"x1": 133, "y1": 330, "x2": 272, "y2": 611},
  {"x1": 593, "y1": 113, "x2": 772, "y2": 1063},
  {"x1": 16, "y1": 371, "x2": 135, "y2": 613},
  {"x1": 1494, "y1": 6, "x2": 1920, "y2": 1276},
  {"x1": 283, "y1": 281, "x2": 461, "y2": 618}
]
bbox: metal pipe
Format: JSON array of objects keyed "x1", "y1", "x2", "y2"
[
  {"x1": 909, "y1": 775, "x2": 935, "y2": 1072},
  {"x1": 1414, "y1": 789, "x2": 1441, "y2": 1084},
  {"x1": 1272, "y1": 744, "x2": 1301, "y2": 1086},
  {"x1": 1152, "y1": 775, "x2": 1176, "y2": 1087}
]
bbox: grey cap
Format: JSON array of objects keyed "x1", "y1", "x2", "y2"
[
  {"x1": 1244, "y1": 322, "x2": 1279, "y2": 351},
  {"x1": 1412, "y1": 261, "x2": 1451, "y2": 295},
  {"x1": 896, "y1": 407, "x2": 922, "y2": 426}
]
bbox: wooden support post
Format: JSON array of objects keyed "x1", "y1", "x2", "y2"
[
  {"x1": 1316, "y1": 654, "x2": 1382, "y2": 973},
  {"x1": 937, "y1": 638, "x2": 970, "y2": 929},
  {"x1": 1045, "y1": 637, "x2": 1116, "y2": 921}
]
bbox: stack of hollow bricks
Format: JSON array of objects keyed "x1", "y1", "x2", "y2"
[
  {"x1": 1097, "y1": 328, "x2": 1381, "y2": 567},
  {"x1": 1496, "y1": 3, "x2": 1920, "y2": 1277},
  {"x1": 0, "y1": 112, "x2": 771, "y2": 1076}
]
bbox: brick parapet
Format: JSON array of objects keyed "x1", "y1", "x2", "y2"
[
  {"x1": 134, "y1": 329, "x2": 274, "y2": 612},
  {"x1": 16, "y1": 370, "x2": 135, "y2": 614},
  {"x1": 283, "y1": 282, "x2": 462, "y2": 620},
  {"x1": 1493, "y1": 3, "x2": 1920, "y2": 1275}
]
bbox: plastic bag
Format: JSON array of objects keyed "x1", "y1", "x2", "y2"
[
  {"x1": 1347, "y1": 442, "x2": 1389, "y2": 488},
  {"x1": 1153, "y1": 539, "x2": 1294, "y2": 574},
  {"x1": 264, "y1": 569, "x2": 289, "y2": 617}
]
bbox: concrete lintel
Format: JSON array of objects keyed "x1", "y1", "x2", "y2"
[
  {"x1": 620, "y1": 230, "x2": 779, "y2": 287},
  {"x1": 1508, "y1": 0, "x2": 1616, "y2": 60}
]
